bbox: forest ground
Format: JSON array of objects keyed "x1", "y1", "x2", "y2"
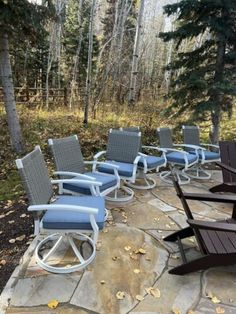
[{"x1": 0, "y1": 103, "x2": 235, "y2": 293}]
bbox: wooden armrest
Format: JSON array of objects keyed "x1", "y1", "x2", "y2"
[
  {"x1": 183, "y1": 192, "x2": 236, "y2": 204},
  {"x1": 188, "y1": 219, "x2": 236, "y2": 232},
  {"x1": 216, "y1": 162, "x2": 236, "y2": 174}
]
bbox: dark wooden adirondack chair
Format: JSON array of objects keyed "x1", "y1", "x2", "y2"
[
  {"x1": 210, "y1": 141, "x2": 236, "y2": 194},
  {"x1": 164, "y1": 179, "x2": 236, "y2": 275}
]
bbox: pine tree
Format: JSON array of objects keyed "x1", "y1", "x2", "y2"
[
  {"x1": 0, "y1": 0, "x2": 54, "y2": 152},
  {"x1": 160, "y1": 0, "x2": 236, "y2": 143}
]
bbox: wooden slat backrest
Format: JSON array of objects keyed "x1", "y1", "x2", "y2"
[{"x1": 219, "y1": 141, "x2": 236, "y2": 183}]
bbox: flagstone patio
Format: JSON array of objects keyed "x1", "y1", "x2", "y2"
[{"x1": 1, "y1": 171, "x2": 236, "y2": 314}]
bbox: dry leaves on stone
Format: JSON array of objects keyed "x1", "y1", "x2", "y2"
[
  {"x1": 135, "y1": 248, "x2": 146, "y2": 255},
  {"x1": 124, "y1": 245, "x2": 131, "y2": 251},
  {"x1": 145, "y1": 287, "x2": 161, "y2": 298},
  {"x1": 136, "y1": 295, "x2": 144, "y2": 301},
  {"x1": 207, "y1": 292, "x2": 221, "y2": 304},
  {"x1": 47, "y1": 299, "x2": 59, "y2": 309},
  {"x1": 116, "y1": 291, "x2": 125, "y2": 300},
  {"x1": 216, "y1": 307, "x2": 225, "y2": 314},
  {"x1": 133, "y1": 268, "x2": 141, "y2": 274}
]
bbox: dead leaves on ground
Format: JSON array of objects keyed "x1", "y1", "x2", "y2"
[
  {"x1": 47, "y1": 299, "x2": 59, "y2": 309},
  {"x1": 116, "y1": 291, "x2": 125, "y2": 300}
]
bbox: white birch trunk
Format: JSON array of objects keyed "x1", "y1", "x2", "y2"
[
  {"x1": 0, "y1": 34, "x2": 24, "y2": 153},
  {"x1": 84, "y1": 0, "x2": 96, "y2": 125},
  {"x1": 128, "y1": 0, "x2": 145, "y2": 105}
]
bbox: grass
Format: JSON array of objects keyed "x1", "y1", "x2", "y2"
[{"x1": 0, "y1": 103, "x2": 236, "y2": 202}]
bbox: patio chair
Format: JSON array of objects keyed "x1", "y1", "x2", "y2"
[
  {"x1": 94, "y1": 129, "x2": 141, "y2": 202},
  {"x1": 120, "y1": 127, "x2": 166, "y2": 189},
  {"x1": 210, "y1": 141, "x2": 236, "y2": 194},
  {"x1": 164, "y1": 178, "x2": 236, "y2": 275},
  {"x1": 48, "y1": 135, "x2": 119, "y2": 199},
  {"x1": 182, "y1": 125, "x2": 220, "y2": 179},
  {"x1": 16, "y1": 146, "x2": 106, "y2": 274},
  {"x1": 157, "y1": 127, "x2": 198, "y2": 184}
]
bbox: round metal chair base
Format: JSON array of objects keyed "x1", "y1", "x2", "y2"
[
  {"x1": 185, "y1": 166, "x2": 211, "y2": 180},
  {"x1": 105, "y1": 186, "x2": 134, "y2": 203},
  {"x1": 160, "y1": 170, "x2": 190, "y2": 185},
  {"x1": 35, "y1": 232, "x2": 96, "y2": 274},
  {"x1": 125, "y1": 176, "x2": 156, "y2": 190}
]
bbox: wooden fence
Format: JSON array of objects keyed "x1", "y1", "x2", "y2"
[{"x1": 0, "y1": 87, "x2": 70, "y2": 106}]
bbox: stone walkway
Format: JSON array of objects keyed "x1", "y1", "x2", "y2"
[{"x1": 1, "y1": 171, "x2": 236, "y2": 314}]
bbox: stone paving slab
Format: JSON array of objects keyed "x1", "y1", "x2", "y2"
[{"x1": 2, "y1": 172, "x2": 236, "y2": 314}]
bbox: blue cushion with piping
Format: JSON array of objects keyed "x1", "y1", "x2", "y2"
[
  {"x1": 138, "y1": 155, "x2": 165, "y2": 169},
  {"x1": 63, "y1": 172, "x2": 117, "y2": 195},
  {"x1": 42, "y1": 195, "x2": 105, "y2": 230},
  {"x1": 189, "y1": 150, "x2": 220, "y2": 161},
  {"x1": 98, "y1": 160, "x2": 134, "y2": 177},
  {"x1": 166, "y1": 152, "x2": 198, "y2": 165}
]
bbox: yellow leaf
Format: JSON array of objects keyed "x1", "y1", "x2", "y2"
[
  {"x1": 47, "y1": 299, "x2": 59, "y2": 309},
  {"x1": 216, "y1": 307, "x2": 225, "y2": 314},
  {"x1": 135, "y1": 248, "x2": 146, "y2": 254},
  {"x1": 9, "y1": 239, "x2": 16, "y2": 244},
  {"x1": 124, "y1": 246, "x2": 131, "y2": 251},
  {"x1": 112, "y1": 256, "x2": 120, "y2": 261},
  {"x1": 136, "y1": 294, "x2": 144, "y2": 301},
  {"x1": 116, "y1": 291, "x2": 125, "y2": 300},
  {"x1": 212, "y1": 296, "x2": 221, "y2": 304},
  {"x1": 150, "y1": 288, "x2": 161, "y2": 298},
  {"x1": 16, "y1": 235, "x2": 26, "y2": 241},
  {"x1": 133, "y1": 268, "x2": 141, "y2": 274},
  {"x1": 172, "y1": 308, "x2": 181, "y2": 314},
  {"x1": 0, "y1": 260, "x2": 6, "y2": 266},
  {"x1": 100, "y1": 280, "x2": 106, "y2": 284}
]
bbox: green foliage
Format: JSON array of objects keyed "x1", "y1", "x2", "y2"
[{"x1": 159, "y1": 0, "x2": 236, "y2": 132}]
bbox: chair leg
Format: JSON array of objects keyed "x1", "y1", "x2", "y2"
[
  {"x1": 164, "y1": 227, "x2": 194, "y2": 242},
  {"x1": 169, "y1": 253, "x2": 236, "y2": 275}
]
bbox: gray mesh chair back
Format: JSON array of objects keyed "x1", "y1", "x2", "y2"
[
  {"x1": 17, "y1": 147, "x2": 53, "y2": 205},
  {"x1": 157, "y1": 127, "x2": 173, "y2": 148},
  {"x1": 183, "y1": 126, "x2": 200, "y2": 151},
  {"x1": 49, "y1": 135, "x2": 85, "y2": 174},
  {"x1": 107, "y1": 129, "x2": 141, "y2": 163},
  {"x1": 122, "y1": 127, "x2": 141, "y2": 150}
]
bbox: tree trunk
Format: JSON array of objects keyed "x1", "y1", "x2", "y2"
[
  {"x1": 0, "y1": 34, "x2": 24, "y2": 153},
  {"x1": 209, "y1": 20, "x2": 227, "y2": 144},
  {"x1": 128, "y1": 0, "x2": 145, "y2": 106},
  {"x1": 84, "y1": 0, "x2": 96, "y2": 125}
]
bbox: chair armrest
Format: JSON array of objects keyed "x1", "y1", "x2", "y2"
[
  {"x1": 188, "y1": 219, "x2": 236, "y2": 232},
  {"x1": 85, "y1": 160, "x2": 119, "y2": 169},
  {"x1": 142, "y1": 145, "x2": 167, "y2": 153},
  {"x1": 54, "y1": 171, "x2": 95, "y2": 180},
  {"x1": 94, "y1": 151, "x2": 106, "y2": 159},
  {"x1": 200, "y1": 143, "x2": 219, "y2": 149},
  {"x1": 165, "y1": 148, "x2": 189, "y2": 155},
  {"x1": 183, "y1": 192, "x2": 236, "y2": 204},
  {"x1": 28, "y1": 204, "x2": 98, "y2": 215},
  {"x1": 174, "y1": 144, "x2": 205, "y2": 151},
  {"x1": 133, "y1": 155, "x2": 141, "y2": 165},
  {"x1": 139, "y1": 152, "x2": 148, "y2": 157},
  {"x1": 51, "y1": 179, "x2": 102, "y2": 186},
  {"x1": 216, "y1": 162, "x2": 236, "y2": 175}
]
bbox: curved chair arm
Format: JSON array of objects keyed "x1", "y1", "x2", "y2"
[
  {"x1": 142, "y1": 145, "x2": 167, "y2": 153},
  {"x1": 133, "y1": 155, "x2": 141, "y2": 165},
  {"x1": 200, "y1": 143, "x2": 219, "y2": 150},
  {"x1": 85, "y1": 160, "x2": 119, "y2": 168},
  {"x1": 54, "y1": 171, "x2": 95, "y2": 180},
  {"x1": 51, "y1": 179, "x2": 102, "y2": 186},
  {"x1": 131, "y1": 155, "x2": 141, "y2": 179},
  {"x1": 94, "y1": 151, "x2": 106, "y2": 160},
  {"x1": 216, "y1": 162, "x2": 236, "y2": 175},
  {"x1": 165, "y1": 148, "x2": 189, "y2": 155},
  {"x1": 28, "y1": 204, "x2": 99, "y2": 215},
  {"x1": 188, "y1": 219, "x2": 236, "y2": 232},
  {"x1": 174, "y1": 144, "x2": 206, "y2": 151}
]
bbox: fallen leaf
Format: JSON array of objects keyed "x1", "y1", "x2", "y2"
[
  {"x1": 96, "y1": 242, "x2": 102, "y2": 251},
  {"x1": 124, "y1": 246, "x2": 131, "y2": 251},
  {"x1": 6, "y1": 210, "x2": 14, "y2": 216},
  {"x1": 112, "y1": 256, "x2": 120, "y2": 261},
  {"x1": 0, "y1": 231, "x2": 3, "y2": 235},
  {"x1": 16, "y1": 235, "x2": 26, "y2": 241},
  {"x1": 135, "y1": 248, "x2": 146, "y2": 255},
  {"x1": 8, "y1": 220, "x2": 15, "y2": 224},
  {"x1": 20, "y1": 214, "x2": 27, "y2": 218},
  {"x1": 100, "y1": 280, "x2": 106, "y2": 284},
  {"x1": 172, "y1": 309, "x2": 181, "y2": 314},
  {"x1": 216, "y1": 307, "x2": 225, "y2": 314},
  {"x1": 9, "y1": 239, "x2": 16, "y2": 244},
  {"x1": 150, "y1": 288, "x2": 161, "y2": 298},
  {"x1": 188, "y1": 238, "x2": 195, "y2": 243},
  {"x1": 103, "y1": 229, "x2": 108, "y2": 233},
  {"x1": 0, "y1": 260, "x2": 6, "y2": 266},
  {"x1": 47, "y1": 299, "x2": 59, "y2": 309},
  {"x1": 133, "y1": 268, "x2": 141, "y2": 274},
  {"x1": 136, "y1": 295, "x2": 144, "y2": 301},
  {"x1": 171, "y1": 254, "x2": 180, "y2": 260},
  {"x1": 212, "y1": 296, "x2": 221, "y2": 304},
  {"x1": 157, "y1": 230, "x2": 162, "y2": 233},
  {"x1": 116, "y1": 291, "x2": 125, "y2": 300},
  {"x1": 165, "y1": 224, "x2": 171, "y2": 228}
]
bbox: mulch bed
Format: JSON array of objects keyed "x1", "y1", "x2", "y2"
[{"x1": 0, "y1": 197, "x2": 33, "y2": 294}]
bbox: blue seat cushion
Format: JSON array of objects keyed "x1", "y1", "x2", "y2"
[
  {"x1": 166, "y1": 152, "x2": 198, "y2": 165},
  {"x1": 42, "y1": 195, "x2": 105, "y2": 230},
  {"x1": 138, "y1": 155, "x2": 165, "y2": 169},
  {"x1": 63, "y1": 172, "x2": 117, "y2": 195},
  {"x1": 98, "y1": 160, "x2": 134, "y2": 177},
  {"x1": 189, "y1": 150, "x2": 220, "y2": 161}
]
